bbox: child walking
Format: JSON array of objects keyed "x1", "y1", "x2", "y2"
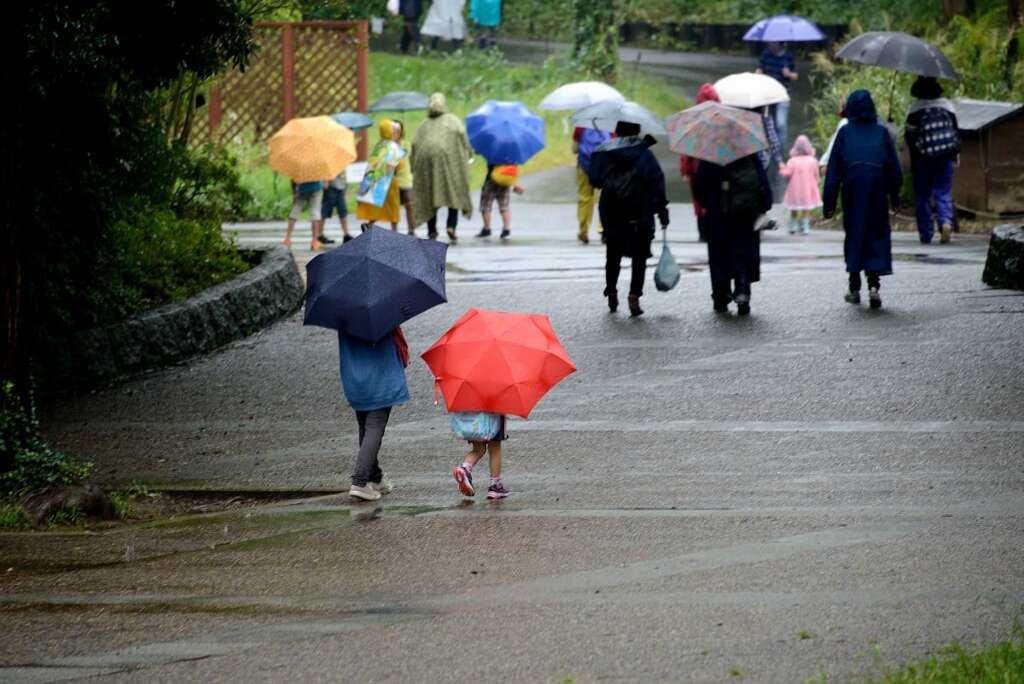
[
  {"x1": 451, "y1": 412, "x2": 509, "y2": 499},
  {"x1": 778, "y1": 135, "x2": 822, "y2": 235},
  {"x1": 475, "y1": 164, "x2": 524, "y2": 241},
  {"x1": 339, "y1": 326, "x2": 410, "y2": 501}
]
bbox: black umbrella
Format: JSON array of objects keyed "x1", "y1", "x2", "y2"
[{"x1": 835, "y1": 31, "x2": 959, "y2": 81}]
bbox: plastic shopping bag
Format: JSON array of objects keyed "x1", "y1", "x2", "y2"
[{"x1": 653, "y1": 230, "x2": 680, "y2": 292}]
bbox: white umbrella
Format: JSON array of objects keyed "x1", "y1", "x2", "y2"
[
  {"x1": 539, "y1": 81, "x2": 626, "y2": 111},
  {"x1": 712, "y1": 73, "x2": 790, "y2": 109},
  {"x1": 570, "y1": 100, "x2": 667, "y2": 136}
]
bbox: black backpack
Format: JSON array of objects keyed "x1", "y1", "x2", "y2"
[
  {"x1": 602, "y1": 159, "x2": 643, "y2": 206},
  {"x1": 912, "y1": 107, "x2": 960, "y2": 158},
  {"x1": 721, "y1": 156, "x2": 766, "y2": 222}
]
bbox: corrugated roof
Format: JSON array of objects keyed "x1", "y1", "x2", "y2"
[{"x1": 954, "y1": 98, "x2": 1024, "y2": 131}]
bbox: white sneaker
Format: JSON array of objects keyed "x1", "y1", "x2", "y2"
[
  {"x1": 370, "y1": 472, "x2": 393, "y2": 495},
  {"x1": 349, "y1": 484, "x2": 381, "y2": 501}
]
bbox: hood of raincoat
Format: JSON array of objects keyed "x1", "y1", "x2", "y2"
[
  {"x1": 845, "y1": 90, "x2": 878, "y2": 123},
  {"x1": 696, "y1": 83, "x2": 720, "y2": 105},
  {"x1": 428, "y1": 92, "x2": 448, "y2": 117},
  {"x1": 789, "y1": 134, "x2": 815, "y2": 158},
  {"x1": 595, "y1": 133, "x2": 657, "y2": 160},
  {"x1": 378, "y1": 119, "x2": 395, "y2": 140}
]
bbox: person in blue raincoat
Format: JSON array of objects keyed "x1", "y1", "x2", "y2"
[
  {"x1": 823, "y1": 90, "x2": 903, "y2": 310},
  {"x1": 470, "y1": 0, "x2": 501, "y2": 49},
  {"x1": 338, "y1": 327, "x2": 410, "y2": 501},
  {"x1": 588, "y1": 121, "x2": 669, "y2": 317}
]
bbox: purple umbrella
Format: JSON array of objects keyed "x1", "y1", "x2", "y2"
[{"x1": 744, "y1": 15, "x2": 825, "y2": 42}]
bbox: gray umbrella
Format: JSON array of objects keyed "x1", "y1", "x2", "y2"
[
  {"x1": 836, "y1": 31, "x2": 959, "y2": 81},
  {"x1": 368, "y1": 91, "x2": 430, "y2": 112},
  {"x1": 570, "y1": 100, "x2": 667, "y2": 136}
]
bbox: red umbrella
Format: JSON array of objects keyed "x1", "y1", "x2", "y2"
[{"x1": 421, "y1": 308, "x2": 577, "y2": 419}]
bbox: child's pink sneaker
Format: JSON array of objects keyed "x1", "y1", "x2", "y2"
[
  {"x1": 453, "y1": 466, "x2": 475, "y2": 497},
  {"x1": 486, "y1": 482, "x2": 509, "y2": 500}
]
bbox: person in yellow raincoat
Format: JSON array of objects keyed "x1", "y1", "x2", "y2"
[{"x1": 357, "y1": 119, "x2": 408, "y2": 231}]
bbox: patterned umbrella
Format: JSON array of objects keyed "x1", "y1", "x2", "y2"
[
  {"x1": 466, "y1": 100, "x2": 545, "y2": 165},
  {"x1": 666, "y1": 102, "x2": 767, "y2": 166},
  {"x1": 421, "y1": 308, "x2": 576, "y2": 419},
  {"x1": 269, "y1": 116, "x2": 356, "y2": 182},
  {"x1": 743, "y1": 15, "x2": 826, "y2": 42}
]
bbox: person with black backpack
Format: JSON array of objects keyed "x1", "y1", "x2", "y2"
[
  {"x1": 692, "y1": 151, "x2": 773, "y2": 316},
  {"x1": 905, "y1": 77, "x2": 960, "y2": 244},
  {"x1": 587, "y1": 121, "x2": 669, "y2": 316}
]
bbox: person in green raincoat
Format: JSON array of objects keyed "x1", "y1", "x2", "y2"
[{"x1": 410, "y1": 93, "x2": 473, "y2": 241}]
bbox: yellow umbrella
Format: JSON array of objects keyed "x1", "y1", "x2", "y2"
[{"x1": 268, "y1": 116, "x2": 357, "y2": 182}]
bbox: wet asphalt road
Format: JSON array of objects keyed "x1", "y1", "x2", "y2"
[{"x1": 4, "y1": 201, "x2": 1024, "y2": 683}]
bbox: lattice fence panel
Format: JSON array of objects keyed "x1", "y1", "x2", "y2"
[{"x1": 294, "y1": 24, "x2": 363, "y2": 118}]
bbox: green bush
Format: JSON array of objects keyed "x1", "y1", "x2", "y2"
[{"x1": 0, "y1": 382, "x2": 94, "y2": 498}]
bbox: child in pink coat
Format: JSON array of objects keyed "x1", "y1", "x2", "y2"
[{"x1": 778, "y1": 135, "x2": 822, "y2": 235}]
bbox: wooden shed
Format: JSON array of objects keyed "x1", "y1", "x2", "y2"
[{"x1": 953, "y1": 98, "x2": 1024, "y2": 217}]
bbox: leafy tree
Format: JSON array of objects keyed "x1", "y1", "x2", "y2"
[
  {"x1": 573, "y1": 0, "x2": 623, "y2": 82},
  {"x1": 1, "y1": 1, "x2": 259, "y2": 472}
]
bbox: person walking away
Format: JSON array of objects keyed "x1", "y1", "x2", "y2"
[
  {"x1": 451, "y1": 412, "x2": 509, "y2": 499},
  {"x1": 588, "y1": 121, "x2": 669, "y2": 317},
  {"x1": 470, "y1": 0, "x2": 501, "y2": 49},
  {"x1": 393, "y1": 120, "x2": 417, "y2": 235},
  {"x1": 399, "y1": 0, "x2": 422, "y2": 54},
  {"x1": 693, "y1": 151, "x2": 772, "y2": 315},
  {"x1": 284, "y1": 179, "x2": 325, "y2": 251},
  {"x1": 421, "y1": 0, "x2": 466, "y2": 51},
  {"x1": 680, "y1": 83, "x2": 721, "y2": 242},
  {"x1": 823, "y1": 90, "x2": 903, "y2": 309},
  {"x1": 321, "y1": 171, "x2": 353, "y2": 244},
  {"x1": 339, "y1": 325, "x2": 411, "y2": 501},
  {"x1": 357, "y1": 119, "x2": 407, "y2": 232},
  {"x1": 905, "y1": 76, "x2": 960, "y2": 244},
  {"x1": 778, "y1": 134, "x2": 822, "y2": 235},
  {"x1": 756, "y1": 41, "x2": 798, "y2": 147},
  {"x1": 476, "y1": 163, "x2": 524, "y2": 240},
  {"x1": 411, "y1": 93, "x2": 474, "y2": 241},
  {"x1": 573, "y1": 126, "x2": 611, "y2": 244}
]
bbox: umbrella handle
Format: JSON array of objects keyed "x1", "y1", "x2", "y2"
[{"x1": 433, "y1": 379, "x2": 441, "y2": 407}]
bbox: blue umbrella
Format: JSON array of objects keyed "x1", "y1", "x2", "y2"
[
  {"x1": 465, "y1": 100, "x2": 545, "y2": 165},
  {"x1": 330, "y1": 112, "x2": 374, "y2": 131},
  {"x1": 743, "y1": 15, "x2": 825, "y2": 42},
  {"x1": 304, "y1": 227, "x2": 448, "y2": 342}
]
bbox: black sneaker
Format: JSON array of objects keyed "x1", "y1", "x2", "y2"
[
  {"x1": 487, "y1": 481, "x2": 509, "y2": 499},
  {"x1": 342, "y1": 234, "x2": 354, "y2": 243},
  {"x1": 476, "y1": 228, "x2": 492, "y2": 238},
  {"x1": 868, "y1": 287, "x2": 882, "y2": 309},
  {"x1": 500, "y1": 229, "x2": 510, "y2": 240},
  {"x1": 844, "y1": 290, "x2": 861, "y2": 304},
  {"x1": 318, "y1": 234, "x2": 336, "y2": 244}
]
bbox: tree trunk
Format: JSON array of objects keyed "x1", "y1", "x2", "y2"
[
  {"x1": 943, "y1": 0, "x2": 975, "y2": 18},
  {"x1": 1011, "y1": 0, "x2": 1023, "y2": 25}
]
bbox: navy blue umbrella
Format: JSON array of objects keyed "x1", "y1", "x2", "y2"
[
  {"x1": 304, "y1": 227, "x2": 448, "y2": 341},
  {"x1": 466, "y1": 100, "x2": 545, "y2": 165}
]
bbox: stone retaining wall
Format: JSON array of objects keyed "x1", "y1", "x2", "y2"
[
  {"x1": 44, "y1": 246, "x2": 304, "y2": 392},
  {"x1": 982, "y1": 224, "x2": 1024, "y2": 291}
]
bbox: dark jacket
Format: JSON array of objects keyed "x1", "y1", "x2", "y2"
[
  {"x1": 588, "y1": 135, "x2": 669, "y2": 258},
  {"x1": 692, "y1": 154, "x2": 772, "y2": 284},
  {"x1": 823, "y1": 90, "x2": 903, "y2": 275}
]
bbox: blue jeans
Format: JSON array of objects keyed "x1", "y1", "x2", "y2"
[
  {"x1": 912, "y1": 157, "x2": 955, "y2": 243},
  {"x1": 772, "y1": 100, "x2": 791, "y2": 148}
]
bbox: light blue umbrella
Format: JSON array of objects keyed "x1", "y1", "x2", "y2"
[
  {"x1": 570, "y1": 100, "x2": 667, "y2": 137},
  {"x1": 465, "y1": 100, "x2": 545, "y2": 165},
  {"x1": 743, "y1": 15, "x2": 825, "y2": 42},
  {"x1": 368, "y1": 91, "x2": 430, "y2": 112},
  {"x1": 330, "y1": 112, "x2": 374, "y2": 131}
]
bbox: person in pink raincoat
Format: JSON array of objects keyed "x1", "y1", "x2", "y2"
[{"x1": 778, "y1": 134, "x2": 822, "y2": 235}]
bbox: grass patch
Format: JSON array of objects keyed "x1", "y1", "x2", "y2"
[
  {"x1": 236, "y1": 49, "x2": 688, "y2": 220},
  {"x1": 0, "y1": 503, "x2": 31, "y2": 529}
]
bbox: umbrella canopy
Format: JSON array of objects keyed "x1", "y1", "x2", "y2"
[
  {"x1": 368, "y1": 91, "x2": 430, "y2": 112},
  {"x1": 713, "y1": 72, "x2": 791, "y2": 109},
  {"x1": 571, "y1": 100, "x2": 667, "y2": 136},
  {"x1": 331, "y1": 112, "x2": 374, "y2": 131},
  {"x1": 304, "y1": 227, "x2": 448, "y2": 342},
  {"x1": 269, "y1": 116, "x2": 357, "y2": 182},
  {"x1": 743, "y1": 15, "x2": 825, "y2": 42},
  {"x1": 836, "y1": 31, "x2": 959, "y2": 81},
  {"x1": 421, "y1": 308, "x2": 576, "y2": 419},
  {"x1": 465, "y1": 100, "x2": 545, "y2": 165},
  {"x1": 666, "y1": 101, "x2": 768, "y2": 166},
  {"x1": 538, "y1": 81, "x2": 626, "y2": 111}
]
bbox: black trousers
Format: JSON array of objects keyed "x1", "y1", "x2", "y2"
[
  {"x1": 711, "y1": 275, "x2": 750, "y2": 306},
  {"x1": 849, "y1": 271, "x2": 881, "y2": 291},
  {"x1": 352, "y1": 407, "x2": 391, "y2": 486},
  {"x1": 427, "y1": 208, "x2": 458, "y2": 235},
  {"x1": 605, "y1": 245, "x2": 647, "y2": 298},
  {"x1": 400, "y1": 18, "x2": 420, "y2": 53}
]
